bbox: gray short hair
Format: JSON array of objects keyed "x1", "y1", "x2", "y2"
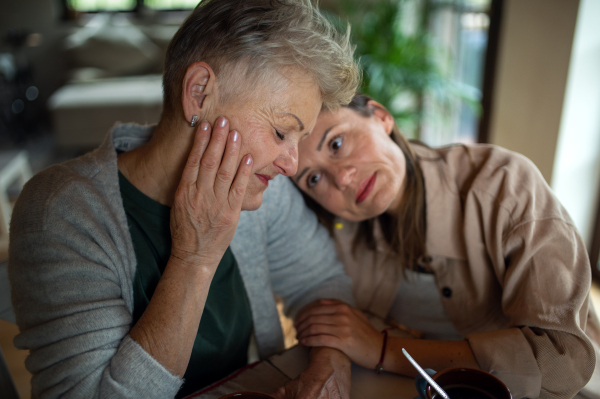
[{"x1": 162, "y1": 0, "x2": 360, "y2": 115}]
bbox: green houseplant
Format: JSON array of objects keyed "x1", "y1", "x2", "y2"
[{"x1": 326, "y1": 0, "x2": 480, "y2": 139}]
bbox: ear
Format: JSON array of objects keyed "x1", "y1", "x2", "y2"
[
  {"x1": 182, "y1": 61, "x2": 218, "y2": 124},
  {"x1": 368, "y1": 100, "x2": 395, "y2": 136}
]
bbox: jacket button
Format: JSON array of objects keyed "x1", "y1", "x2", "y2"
[{"x1": 442, "y1": 287, "x2": 452, "y2": 298}]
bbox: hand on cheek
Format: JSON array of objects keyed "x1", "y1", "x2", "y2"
[{"x1": 170, "y1": 116, "x2": 253, "y2": 269}]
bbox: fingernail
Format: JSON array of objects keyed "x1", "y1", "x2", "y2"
[
  {"x1": 200, "y1": 120, "x2": 209, "y2": 131},
  {"x1": 232, "y1": 131, "x2": 239, "y2": 142},
  {"x1": 246, "y1": 155, "x2": 253, "y2": 165},
  {"x1": 218, "y1": 117, "x2": 227, "y2": 127}
]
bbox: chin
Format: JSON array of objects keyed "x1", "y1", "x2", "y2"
[
  {"x1": 241, "y1": 192, "x2": 264, "y2": 211},
  {"x1": 356, "y1": 208, "x2": 382, "y2": 222},
  {"x1": 366, "y1": 192, "x2": 396, "y2": 219},
  {"x1": 344, "y1": 213, "x2": 372, "y2": 223}
]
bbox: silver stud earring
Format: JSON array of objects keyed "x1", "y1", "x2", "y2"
[{"x1": 190, "y1": 115, "x2": 199, "y2": 127}]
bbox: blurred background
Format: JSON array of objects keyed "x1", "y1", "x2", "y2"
[{"x1": 0, "y1": 0, "x2": 599, "y2": 397}]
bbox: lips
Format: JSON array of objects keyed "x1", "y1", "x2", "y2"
[
  {"x1": 356, "y1": 173, "x2": 376, "y2": 204},
  {"x1": 256, "y1": 174, "x2": 273, "y2": 186}
]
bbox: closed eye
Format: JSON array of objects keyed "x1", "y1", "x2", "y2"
[{"x1": 276, "y1": 130, "x2": 285, "y2": 140}]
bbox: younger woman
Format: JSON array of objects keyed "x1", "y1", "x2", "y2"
[{"x1": 293, "y1": 93, "x2": 600, "y2": 398}]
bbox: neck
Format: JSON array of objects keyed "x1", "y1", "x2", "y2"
[
  {"x1": 386, "y1": 181, "x2": 406, "y2": 219},
  {"x1": 117, "y1": 117, "x2": 195, "y2": 207},
  {"x1": 386, "y1": 159, "x2": 409, "y2": 218}
]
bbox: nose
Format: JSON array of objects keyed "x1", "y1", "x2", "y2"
[
  {"x1": 273, "y1": 145, "x2": 298, "y2": 177},
  {"x1": 333, "y1": 164, "x2": 357, "y2": 189}
]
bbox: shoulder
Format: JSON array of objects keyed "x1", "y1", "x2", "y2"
[
  {"x1": 466, "y1": 144, "x2": 541, "y2": 184},
  {"x1": 262, "y1": 175, "x2": 300, "y2": 205},
  {"x1": 256, "y1": 175, "x2": 305, "y2": 220},
  {"x1": 426, "y1": 144, "x2": 571, "y2": 229},
  {"x1": 457, "y1": 145, "x2": 553, "y2": 210},
  {"x1": 11, "y1": 148, "x2": 119, "y2": 236},
  {"x1": 235, "y1": 176, "x2": 298, "y2": 241},
  {"x1": 416, "y1": 143, "x2": 540, "y2": 183},
  {"x1": 417, "y1": 143, "x2": 545, "y2": 192},
  {"x1": 236, "y1": 176, "x2": 320, "y2": 241}
]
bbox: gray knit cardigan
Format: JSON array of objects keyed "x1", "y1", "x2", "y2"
[{"x1": 8, "y1": 124, "x2": 354, "y2": 399}]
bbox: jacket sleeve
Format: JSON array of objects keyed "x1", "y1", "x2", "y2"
[
  {"x1": 466, "y1": 218, "x2": 596, "y2": 399},
  {"x1": 264, "y1": 177, "x2": 356, "y2": 318},
  {"x1": 8, "y1": 174, "x2": 182, "y2": 399}
]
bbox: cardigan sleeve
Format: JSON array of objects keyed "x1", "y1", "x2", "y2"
[
  {"x1": 466, "y1": 218, "x2": 596, "y2": 399},
  {"x1": 8, "y1": 172, "x2": 182, "y2": 399},
  {"x1": 265, "y1": 177, "x2": 355, "y2": 318}
]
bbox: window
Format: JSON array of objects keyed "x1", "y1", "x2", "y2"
[
  {"x1": 65, "y1": 0, "x2": 201, "y2": 12},
  {"x1": 145, "y1": 0, "x2": 202, "y2": 10},
  {"x1": 421, "y1": 0, "x2": 493, "y2": 146},
  {"x1": 327, "y1": 0, "x2": 496, "y2": 146},
  {"x1": 67, "y1": 0, "x2": 136, "y2": 12}
]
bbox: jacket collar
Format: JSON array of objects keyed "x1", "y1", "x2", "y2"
[
  {"x1": 81, "y1": 123, "x2": 155, "y2": 177},
  {"x1": 111, "y1": 123, "x2": 155, "y2": 152}
]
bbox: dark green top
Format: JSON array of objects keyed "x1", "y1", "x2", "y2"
[{"x1": 118, "y1": 171, "x2": 253, "y2": 398}]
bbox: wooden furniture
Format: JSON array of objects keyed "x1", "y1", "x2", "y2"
[{"x1": 189, "y1": 345, "x2": 417, "y2": 399}]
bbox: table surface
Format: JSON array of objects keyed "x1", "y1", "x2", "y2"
[{"x1": 190, "y1": 345, "x2": 418, "y2": 399}]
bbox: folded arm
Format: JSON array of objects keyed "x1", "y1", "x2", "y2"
[
  {"x1": 467, "y1": 218, "x2": 596, "y2": 398},
  {"x1": 294, "y1": 300, "x2": 479, "y2": 376},
  {"x1": 293, "y1": 219, "x2": 597, "y2": 398}
]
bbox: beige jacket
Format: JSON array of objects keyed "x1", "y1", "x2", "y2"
[{"x1": 333, "y1": 144, "x2": 600, "y2": 399}]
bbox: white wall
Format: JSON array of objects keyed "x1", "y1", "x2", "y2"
[
  {"x1": 488, "y1": 0, "x2": 579, "y2": 182},
  {"x1": 551, "y1": 0, "x2": 600, "y2": 246}
]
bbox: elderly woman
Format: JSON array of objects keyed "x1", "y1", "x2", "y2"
[
  {"x1": 293, "y1": 93, "x2": 600, "y2": 398},
  {"x1": 8, "y1": 1, "x2": 360, "y2": 398}
]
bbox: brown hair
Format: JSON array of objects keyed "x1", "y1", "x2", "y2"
[
  {"x1": 162, "y1": 0, "x2": 360, "y2": 116},
  {"x1": 300, "y1": 93, "x2": 428, "y2": 273}
]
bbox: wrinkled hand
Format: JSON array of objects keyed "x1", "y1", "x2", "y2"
[
  {"x1": 294, "y1": 300, "x2": 382, "y2": 369},
  {"x1": 274, "y1": 347, "x2": 351, "y2": 399},
  {"x1": 170, "y1": 117, "x2": 252, "y2": 267}
]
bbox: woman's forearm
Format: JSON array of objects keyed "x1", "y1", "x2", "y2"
[
  {"x1": 383, "y1": 337, "x2": 480, "y2": 376},
  {"x1": 127, "y1": 117, "x2": 252, "y2": 378},
  {"x1": 129, "y1": 255, "x2": 217, "y2": 377},
  {"x1": 295, "y1": 301, "x2": 481, "y2": 377}
]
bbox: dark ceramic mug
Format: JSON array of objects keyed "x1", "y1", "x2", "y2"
[
  {"x1": 416, "y1": 368, "x2": 512, "y2": 399},
  {"x1": 218, "y1": 392, "x2": 275, "y2": 399}
]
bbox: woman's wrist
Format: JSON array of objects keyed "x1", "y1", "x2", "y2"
[
  {"x1": 165, "y1": 252, "x2": 221, "y2": 295},
  {"x1": 130, "y1": 254, "x2": 216, "y2": 376},
  {"x1": 375, "y1": 327, "x2": 394, "y2": 373},
  {"x1": 373, "y1": 336, "x2": 417, "y2": 376},
  {"x1": 309, "y1": 346, "x2": 352, "y2": 371},
  {"x1": 169, "y1": 249, "x2": 221, "y2": 274}
]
